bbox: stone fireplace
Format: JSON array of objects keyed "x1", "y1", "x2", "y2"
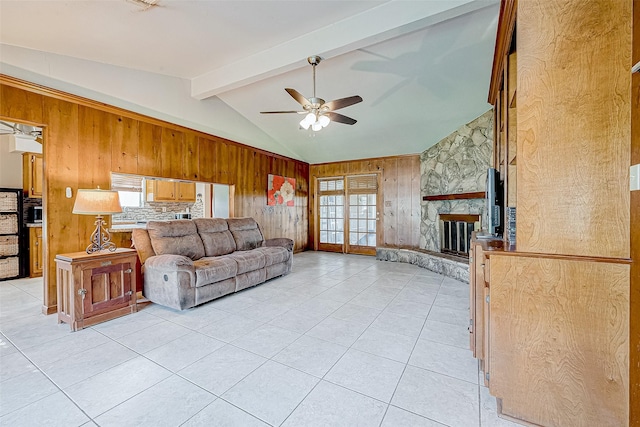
[
  {"x1": 377, "y1": 110, "x2": 493, "y2": 283},
  {"x1": 420, "y1": 109, "x2": 493, "y2": 252}
]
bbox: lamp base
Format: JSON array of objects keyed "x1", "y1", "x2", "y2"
[{"x1": 85, "y1": 215, "x2": 117, "y2": 254}]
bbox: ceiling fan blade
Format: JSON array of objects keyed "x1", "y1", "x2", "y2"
[
  {"x1": 285, "y1": 88, "x2": 310, "y2": 107},
  {"x1": 323, "y1": 95, "x2": 363, "y2": 111},
  {"x1": 326, "y1": 112, "x2": 357, "y2": 125},
  {"x1": 260, "y1": 111, "x2": 305, "y2": 114}
]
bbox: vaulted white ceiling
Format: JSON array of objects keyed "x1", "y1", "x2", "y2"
[{"x1": 0, "y1": 0, "x2": 499, "y2": 163}]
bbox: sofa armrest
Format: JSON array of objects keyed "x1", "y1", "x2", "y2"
[
  {"x1": 264, "y1": 238, "x2": 294, "y2": 252},
  {"x1": 145, "y1": 254, "x2": 195, "y2": 272},
  {"x1": 142, "y1": 254, "x2": 196, "y2": 310}
]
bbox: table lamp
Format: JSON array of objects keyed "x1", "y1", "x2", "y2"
[{"x1": 72, "y1": 188, "x2": 122, "y2": 254}]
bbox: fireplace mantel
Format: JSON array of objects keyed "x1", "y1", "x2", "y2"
[{"x1": 422, "y1": 191, "x2": 485, "y2": 201}]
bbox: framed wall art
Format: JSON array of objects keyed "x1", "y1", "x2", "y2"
[{"x1": 267, "y1": 174, "x2": 295, "y2": 206}]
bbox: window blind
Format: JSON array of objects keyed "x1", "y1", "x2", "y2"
[
  {"x1": 111, "y1": 174, "x2": 143, "y2": 192},
  {"x1": 347, "y1": 174, "x2": 378, "y2": 193}
]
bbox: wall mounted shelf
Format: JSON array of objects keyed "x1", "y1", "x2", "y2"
[{"x1": 422, "y1": 191, "x2": 485, "y2": 201}]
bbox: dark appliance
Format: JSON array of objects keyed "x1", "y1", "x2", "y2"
[
  {"x1": 0, "y1": 188, "x2": 25, "y2": 280},
  {"x1": 174, "y1": 213, "x2": 192, "y2": 220},
  {"x1": 29, "y1": 206, "x2": 43, "y2": 223},
  {"x1": 486, "y1": 167, "x2": 504, "y2": 237}
]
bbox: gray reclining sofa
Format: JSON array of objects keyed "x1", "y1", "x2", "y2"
[{"x1": 131, "y1": 217, "x2": 293, "y2": 310}]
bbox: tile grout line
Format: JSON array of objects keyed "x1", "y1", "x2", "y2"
[
  {"x1": 224, "y1": 265, "x2": 402, "y2": 426},
  {"x1": 0, "y1": 332, "x2": 95, "y2": 424},
  {"x1": 377, "y1": 272, "x2": 442, "y2": 427}
]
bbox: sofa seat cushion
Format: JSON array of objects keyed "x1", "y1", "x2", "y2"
[
  {"x1": 193, "y1": 257, "x2": 238, "y2": 287},
  {"x1": 226, "y1": 250, "x2": 266, "y2": 274},
  {"x1": 227, "y1": 218, "x2": 264, "y2": 251},
  {"x1": 147, "y1": 220, "x2": 205, "y2": 260},
  {"x1": 194, "y1": 218, "x2": 237, "y2": 257},
  {"x1": 256, "y1": 246, "x2": 290, "y2": 267}
]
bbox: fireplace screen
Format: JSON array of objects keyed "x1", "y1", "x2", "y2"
[{"x1": 439, "y1": 214, "x2": 481, "y2": 257}]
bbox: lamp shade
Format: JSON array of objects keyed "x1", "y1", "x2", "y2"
[{"x1": 72, "y1": 189, "x2": 122, "y2": 215}]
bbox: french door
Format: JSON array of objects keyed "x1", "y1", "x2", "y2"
[{"x1": 317, "y1": 174, "x2": 379, "y2": 255}]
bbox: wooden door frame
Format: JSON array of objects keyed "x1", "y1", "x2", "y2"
[
  {"x1": 314, "y1": 176, "x2": 346, "y2": 253},
  {"x1": 344, "y1": 172, "x2": 381, "y2": 256},
  {"x1": 313, "y1": 172, "x2": 382, "y2": 255}
]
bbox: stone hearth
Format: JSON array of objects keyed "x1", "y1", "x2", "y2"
[{"x1": 376, "y1": 247, "x2": 469, "y2": 283}]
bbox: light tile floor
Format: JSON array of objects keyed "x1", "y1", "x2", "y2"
[{"x1": 0, "y1": 251, "x2": 524, "y2": 427}]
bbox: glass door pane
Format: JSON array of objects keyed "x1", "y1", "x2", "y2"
[
  {"x1": 317, "y1": 179, "x2": 345, "y2": 252},
  {"x1": 345, "y1": 174, "x2": 378, "y2": 255}
]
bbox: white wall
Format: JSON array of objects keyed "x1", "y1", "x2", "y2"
[
  {"x1": 196, "y1": 182, "x2": 212, "y2": 218},
  {"x1": 0, "y1": 135, "x2": 24, "y2": 188}
]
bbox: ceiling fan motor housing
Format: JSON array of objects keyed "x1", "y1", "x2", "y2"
[{"x1": 307, "y1": 55, "x2": 322, "y2": 66}]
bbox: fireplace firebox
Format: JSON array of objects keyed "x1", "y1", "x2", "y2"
[{"x1": 439, "y1": 214, "x2": 481, "y2": 257}]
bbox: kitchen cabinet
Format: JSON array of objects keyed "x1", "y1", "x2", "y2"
[
  {"x1": 55, "y1": 248, "x2": 137, "y2": 331},
  {"x1": 153, "y1": 180, "x2": 175, "y2": 201},
  {"x1": 176, "y1": 182, "x2": 196, "y2": 202},
  {"x1": 29, "y1": 226, "x2": 43, "y2": 277},
  {"x1": 147, "y1": 180, "x2": 195, "y2": 202},
  {"x1": 22, "y1": 153, "x2": 43, "y2": 198}
]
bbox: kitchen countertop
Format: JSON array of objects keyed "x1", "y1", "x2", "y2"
[
  {"x1": 109, "y1": 222, "x2": 147, "y2": 232},
  {"x1": 25, "y1": 223, "x2": 43, "y2": 228}
]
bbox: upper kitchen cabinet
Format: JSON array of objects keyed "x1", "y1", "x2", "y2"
[
  {"x1": 176, "y1": 182, "x2": 196, "y2": 202},
  {"x1": 22, "y1": 153, "x2": 42, "y2": 198},
  {"x1": 147, "y1": 180, "x2": 196, "y2": 202}
]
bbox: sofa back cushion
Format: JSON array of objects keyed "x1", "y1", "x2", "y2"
[
  {"x1": 227, "y1": 217, "x2": 264, "y2": 251},
  {"x1": 147, "y1": 220, "x2": 205, "y2": 260},
  {"x1": 131, "y1": 229, "x2": 156, "y2": 265},
  {"x1": 194, "y1": 218, "x2": 237, "y2": 257}
]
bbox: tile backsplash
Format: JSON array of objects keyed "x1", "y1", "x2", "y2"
[{"x1": 112, "y1": 198, "x2": 204, "y2": 222}]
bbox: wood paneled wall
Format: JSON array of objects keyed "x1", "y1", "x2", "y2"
[
  {"x1": 309, "y1": 155, "x2": 420, "y2": 250},
  {"x1": 0, "y1": 76, "x2": 309, "y2": 313}
]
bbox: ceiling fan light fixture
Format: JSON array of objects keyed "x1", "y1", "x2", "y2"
[
  {"x1": 311, "y1": 121, "x2": 323, "y2": 132},
  {"x1": 300, "y1": 113, "x2": 316, "y2": 130},
  {"x1": 299, "y1": 119, "x2": 311, "y2": 130},
  {"x1": 318, "y1": 114, "x2": 330, "y2": 128},
  {"x1": 304, "y1": 113, "x2": 316, "y2": 125}
]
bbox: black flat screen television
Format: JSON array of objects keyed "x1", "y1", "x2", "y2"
[{"x1": 486, "y1": 167, "x2": 503, "y2": 236}]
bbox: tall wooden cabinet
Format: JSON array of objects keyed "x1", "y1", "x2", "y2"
[
  {"x1": 630, "y1": 1, "x2": 640, "y2": 423},
  {"x1": 29, "y1": 226, "x2": 43, "y2": 277},
  {"x1": 22, "y1": 153, "x2": 43, "y2": 198},
  {"x1": 472, "y1": 0, "x2": 636, "y2": 425}
]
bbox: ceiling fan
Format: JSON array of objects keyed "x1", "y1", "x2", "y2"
[
  {"x1": 260, "y1": 56, "x2": 362, "y2": 131},
  {"x1": 0, "y1": 121, "x2": 43, "y2": 143}
]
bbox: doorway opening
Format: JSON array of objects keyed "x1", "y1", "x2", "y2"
[{"x1": 316, "y1": 174, "x2": 379, "y2": 255}]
